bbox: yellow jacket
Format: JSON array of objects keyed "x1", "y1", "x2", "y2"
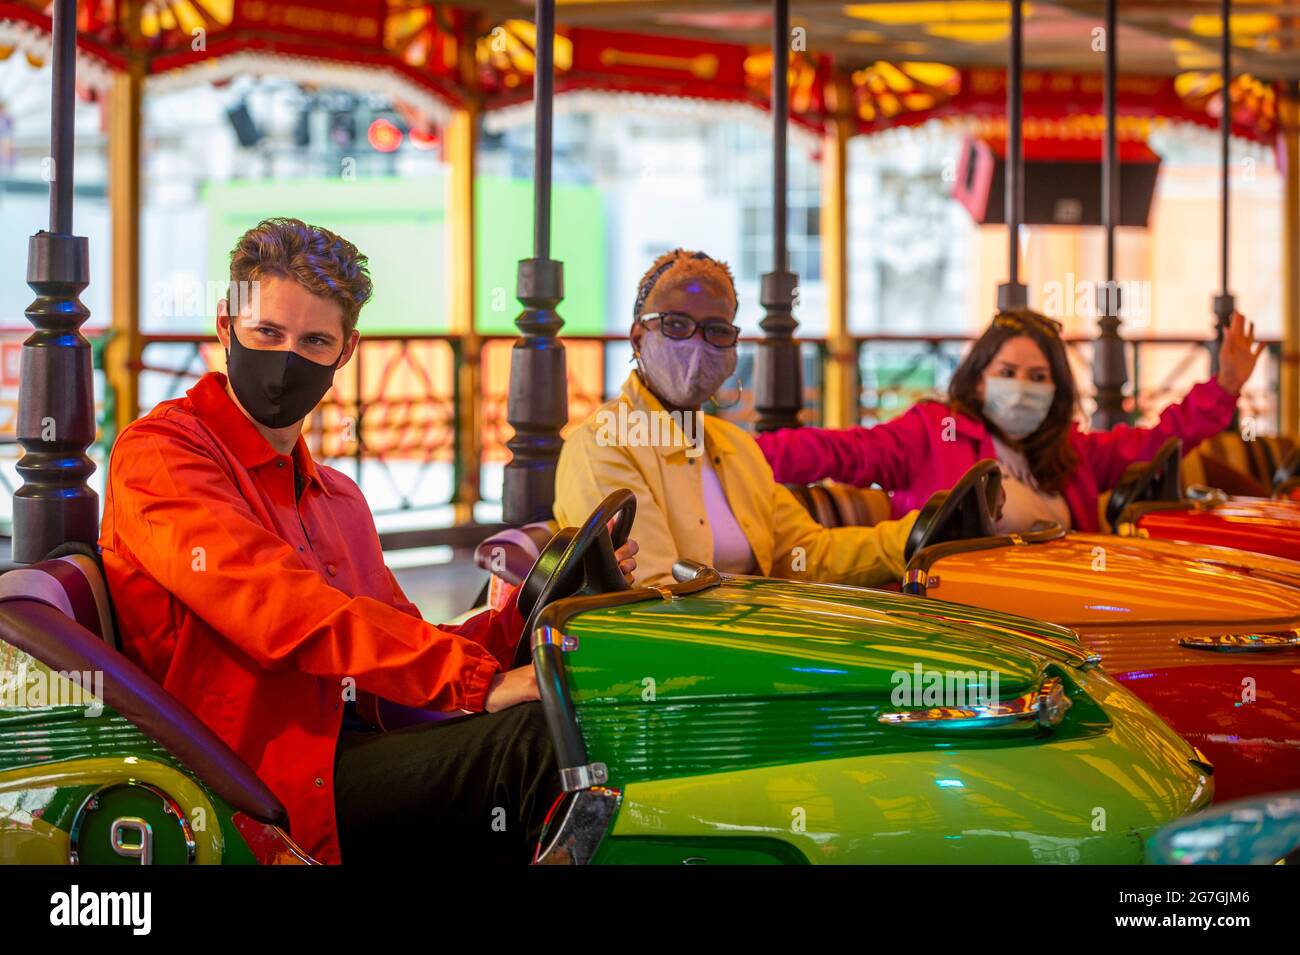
[{"x1": 555, "y1": 372, "x2": 916, "y2": 588}]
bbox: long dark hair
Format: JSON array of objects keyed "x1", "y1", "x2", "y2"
[{"x1": 948, "y1": 310, "x2": 1080, "y2": 494}]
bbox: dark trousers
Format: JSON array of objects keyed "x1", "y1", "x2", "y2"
[{"x1": 334, "y1": 702, "x2": 560, "y2": 865}]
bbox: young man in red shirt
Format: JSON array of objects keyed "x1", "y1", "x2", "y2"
[{"x1": 99, "y1": 218, "x2": 631, "y2": 863}]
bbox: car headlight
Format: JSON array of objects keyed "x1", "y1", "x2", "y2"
[{"x1": 1178, "y1": 629, "x2": 1300, "y2": 652}]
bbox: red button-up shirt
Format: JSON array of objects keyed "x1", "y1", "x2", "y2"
[{"x1": 99, "y1": 371, "x2": 521, "y2": 863}]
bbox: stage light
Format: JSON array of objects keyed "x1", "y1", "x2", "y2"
[{"x1": 368, "y1": 118, "x2": 403, "y2": 153}]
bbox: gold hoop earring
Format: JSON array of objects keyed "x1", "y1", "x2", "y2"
[{"x1": 709, "y1": 375, "x2": 744, "y2": 411}]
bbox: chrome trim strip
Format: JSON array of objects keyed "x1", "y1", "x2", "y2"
[
  {"x1": 534, "y1": 625, "x2": 578, "y2": 652},
  {"x1": 558, "y1": 762, "x2": 608, "y2": 791},
  {"x1": 1179, "y1": 632, "x2": 1300, "y2": 652},
  {"x1": 878, "y1": 676, "x2": 1072, "y2": 729}
]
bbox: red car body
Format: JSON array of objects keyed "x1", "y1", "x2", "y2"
[
  {"x1": 919, "y1": 532, "x2": 1300, "y2": 803},
  {"x1": 1120, "y1": 496, "x2": 1300, "y2": 561}
]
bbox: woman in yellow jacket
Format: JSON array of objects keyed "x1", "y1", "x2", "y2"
[{"x1": 555, "y1": 248, "x2": 916, "y2": 588}]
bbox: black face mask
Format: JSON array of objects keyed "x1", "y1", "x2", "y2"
[{"x1": 225, "y1": 321, "x2": 342, "y2": 429}]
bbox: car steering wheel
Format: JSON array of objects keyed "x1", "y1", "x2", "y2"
[
  {"x1": 512, "y1": 490, "x2": 637, "y2": 668},
  {"x1": 1106, "y1": 436, "x2": 1182, "y2": 527},
  {"x1": 1274, "y1": 447, "x2": 1300, "y2": 498},
  {"x1": 903, "y1": 459, "x2": 1003, "y2": 564}
]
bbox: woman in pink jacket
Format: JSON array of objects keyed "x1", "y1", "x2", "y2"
[{"x1": 756, "y1": 309, "x2": 1263, "y2": 533}]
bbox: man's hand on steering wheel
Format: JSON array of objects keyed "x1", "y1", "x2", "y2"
[{"x1": 484, "y1": 665, "x2": 540, "y2": 712}]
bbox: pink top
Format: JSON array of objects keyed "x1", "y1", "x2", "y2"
[
  {"x1": 701, "y1": 449, "x2": 758, "y2": 573},
  {"x1": 755, "y1": 378, "x2": 1239, "y2": 533}
]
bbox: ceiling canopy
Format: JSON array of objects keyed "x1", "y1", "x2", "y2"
[{"x1": 0, "y1": 1, "x2": 1285, "y2": 141}]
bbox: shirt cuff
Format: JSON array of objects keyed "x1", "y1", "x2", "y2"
[
  {"x1": 1201, "y1": 375, "x2": 1239, "y2": 406},
  {"x1": 459, "y1": 650, "x2": 502, "y2": 713}
]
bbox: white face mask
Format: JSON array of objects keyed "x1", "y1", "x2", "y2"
[
  {"x1": 636, "y1": 329, "x2": 737, "y2": 409},
  {"x1": 981, "y1": 375, "x2": 1055, "y2": 439}
]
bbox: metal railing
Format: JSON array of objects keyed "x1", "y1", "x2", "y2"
[{"x1": 0, "y1": 328, "x2": 1284, "y2": 534}]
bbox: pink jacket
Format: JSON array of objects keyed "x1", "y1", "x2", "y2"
[{"x1": 755, "y1": 379, "x2": 1239, "y2": 532}]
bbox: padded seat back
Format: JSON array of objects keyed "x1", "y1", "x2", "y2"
[
  {"x1": 804, "y1": 485, "x2": 841, "y2": 528},
  {"x1": 0, "y1": 542, "x2": 290, "y2": 831},
  {"x1": 474, "y1": 521, "x2": 559, "y2": 587},
  {"x1": 822, "y1": 483, "x2": 893, "y2": 527},
  {"x1": 0, "y1": 543, "x2": 118, "y2": 649},
  {"x1": 1188, "y1": 432, "x2": 1296, "y2": 488},
  {"x1": 788, "y1": 481, "x2": 892, "y2": 528}
]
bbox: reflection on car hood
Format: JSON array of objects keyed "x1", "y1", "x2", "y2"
[
  {"x1": 560, "y1": 576, "x2": 1091, "y2": 703},
  {"x1": 927, "y1": 532, "x2": 1300, "y2": 631}
]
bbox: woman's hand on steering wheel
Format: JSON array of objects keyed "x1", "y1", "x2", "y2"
[
  {"x1": 512, "y1": 490, "x2": 639, "y2": 670},
  {"x1": 610, "y1": 515, "x2": 639, "y2": 585}
]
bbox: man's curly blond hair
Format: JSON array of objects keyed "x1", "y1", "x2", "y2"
[{"x1": 229, "y1": 217, "x2": 373, "y2": 336}]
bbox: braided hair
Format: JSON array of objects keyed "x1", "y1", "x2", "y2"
[{"x1": 632, "y1": 249, "x2": 738, "y2": 326}]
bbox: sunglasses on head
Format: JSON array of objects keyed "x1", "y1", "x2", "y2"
[
  {"x1": 639, "y1": 311, "x2": 740, "y2": 349},
  {"x1": 993, "y1": 312, "x2": 1064, "y2": 337}
]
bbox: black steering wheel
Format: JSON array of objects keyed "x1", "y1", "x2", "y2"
[
  {"x1": 1274, "y1": 447, "x2": 1300, "y2": 498},
  {"x1": 512, "y1": 490, "x2": 636, "y2": 668},
  {"x1": 904, "y1": 459, "x2": 1004, "y2": 564},
  {"x1": 1106, "y1": 436, "x2": 1182, "y2": 527}
]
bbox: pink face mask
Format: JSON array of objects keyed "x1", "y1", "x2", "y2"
[{"x1": 637, "y1": 329, "x2": 737, "y2": 409}]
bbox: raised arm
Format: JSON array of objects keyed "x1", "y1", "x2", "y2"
[
  {"x1": 755, "y1": 403, "x2": 932, "y2": 490},
  {"x1": 104, "y1": 418, "x2": 512, "y2": 712},
  {"x1": 1082, "y1": 312, "x2": 1259, "y2": 491},
  {"x1": 1080, "y1": 378, "x2": 1239, "y2": 492}
]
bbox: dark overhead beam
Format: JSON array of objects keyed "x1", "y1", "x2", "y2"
[
  {"x1": 458, "y1": 0, "x2": 1300, "y2": 79},
  {"x1": 1045, "y1": 0, "x2": 1299, "y2": 79}
]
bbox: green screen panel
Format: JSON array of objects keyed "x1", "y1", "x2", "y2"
[
  {"x1": 475, "y1": 176, "x2": 606, "y2": 336},
  {"x1": 204, "y1": 175, "x2": 606, "y2": 336},
  {"x1": 205, "y1": 177, "x2": 448, "y2": 334}
]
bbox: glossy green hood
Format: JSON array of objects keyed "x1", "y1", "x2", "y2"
[
  {"x1": 558, "y1": 577, "x2": 1108, "y2": 785},
  {"x1": 563, "y1": 576, "x2": 1089, "y2": 704}
]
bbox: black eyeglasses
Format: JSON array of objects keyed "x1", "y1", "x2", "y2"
[{"x1": 639, "y1": 312, "x2": 740, "y2": 349}]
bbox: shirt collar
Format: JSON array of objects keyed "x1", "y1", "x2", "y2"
[
  {"x1": 619, "y1": 371, "x2": 737, "y2": 458},
  {"x1": 187, "y1": 372, "x2": 331, "y2": 497}
]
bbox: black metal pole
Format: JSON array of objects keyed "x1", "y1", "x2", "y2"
[
  {"x1": 1103, "y1": 0, "x2": 1118, "y2": 288},
  {"x1": 1092, "y1": 0, "x2": 1129, "y2": 429},
  {"x1": 503, "y1": 0, "x2": 566, "y2": 524},
  {"x1": 49, "y1": 0, "x2": 76, "y2": 235},
  {"x1": 15, "y1": 0, "x2": 98, "y2": 563},
  {"x1": 753, "y1": 0, "x2": 803, "y2": 433},
  {"x1": 533, "y1": 0, "x2": 553, "y2": 261},
  {"x1": 773, "y1": 12, "x2": 788, "y2": 274},
  {"x1": 1211, "y1": 0, "x2": 1236, "y2": 373},
  {"x1": 998, "y1": 0, "x2": 1028, "y2": 311}
]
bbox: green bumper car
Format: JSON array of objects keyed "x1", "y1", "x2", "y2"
[{"x1": 0, "y1": 494, "x2": 1211, "y2": 865}]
